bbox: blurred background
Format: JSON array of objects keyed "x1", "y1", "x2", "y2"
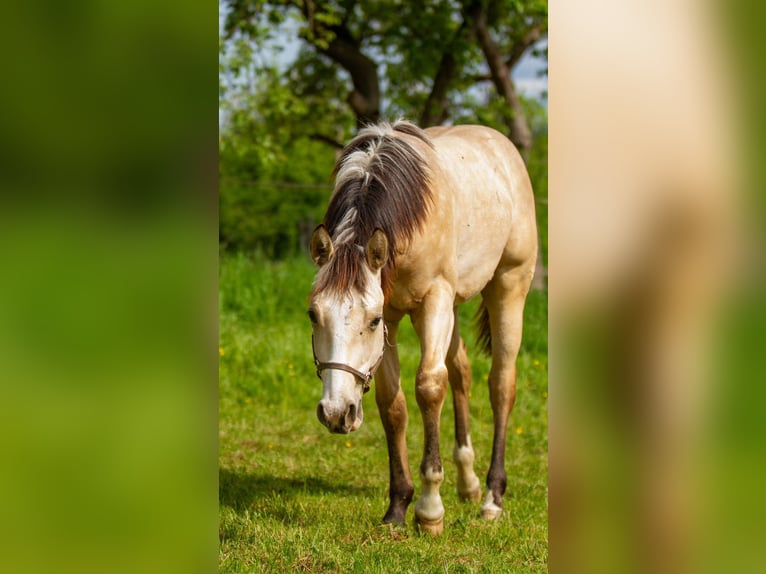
[
  {"x1": 0, "y1": 1, "x2": 218, "y2": 573},
  {"x1": 550, "y1": 1, "x2": 766, "y2": 572}
]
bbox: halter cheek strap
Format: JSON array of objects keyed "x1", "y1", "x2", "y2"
[{"x1": 312, "y1": 324, "x2": 388, "y2": 394}]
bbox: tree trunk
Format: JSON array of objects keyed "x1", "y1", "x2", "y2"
[
  {"x1": 321, "y1": 26, "x2": 380, "y2": 129},
  {"x1": 301, "y1": 0, "x2": 380, "y2": 129},
  {"x1": 468, "y1": 3, "x2": 533, "y2": 154}
]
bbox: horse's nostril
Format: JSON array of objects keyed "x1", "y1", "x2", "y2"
[
  {"x1": 347, "y1": 403, "x2": 357, "y2": 424},
  {"x1": 317, "y1": 403, "x2": 328, "y2": 427}
]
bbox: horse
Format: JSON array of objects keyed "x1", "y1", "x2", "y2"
[{"x1": 307, "y1": 120, "x2": 537, "y2": 534}]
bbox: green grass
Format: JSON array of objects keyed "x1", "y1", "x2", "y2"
[{"x1": 219, "y1": 252, "x2": 548, "y2": 572}]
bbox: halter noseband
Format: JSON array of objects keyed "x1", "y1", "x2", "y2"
[{"x1": 312, "y1": 324, "x2": 388, "y2": 394}]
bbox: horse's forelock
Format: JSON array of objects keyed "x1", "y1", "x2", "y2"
[
  {"x1": 312, "y1": 244, "x2": 395, "y2": 304},
  {"x1": 312, "y1": 244, "x2": 367, "y2": 298}
]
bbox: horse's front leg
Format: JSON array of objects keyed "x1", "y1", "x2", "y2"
[
  {"x1": 410, "y1": 287, "x2": 455, "y2": 535},
  {"x1": 374, "y1": 317, "x2": 414, "y2": 525}
]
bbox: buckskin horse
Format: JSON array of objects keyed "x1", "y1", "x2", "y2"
[{"x1": 307, "y1": 120, "x2": 537, "y2": 534}]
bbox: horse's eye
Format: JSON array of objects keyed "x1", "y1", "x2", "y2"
[
  {"x1": 307, "y1": 309, "x2": 318, "y2": 324},
  {"x1": 370, "y1": 316, "x2": 382, "y2": 329}
]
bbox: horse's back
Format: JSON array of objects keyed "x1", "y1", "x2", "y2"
[
  {"x1": 426, "y1": 124, "x2": 535, "y2": 226},
  {"x1": 423, "y1": 125, "x2": 537, "y2": 301}
]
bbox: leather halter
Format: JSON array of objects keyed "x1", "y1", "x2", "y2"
[{"x1": 312, "y1": 324, "x2": 388, "y2": 394}]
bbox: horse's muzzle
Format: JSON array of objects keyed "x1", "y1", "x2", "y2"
[{"x1": 317, "y1": 400, "x2": 362, "y2": 434}]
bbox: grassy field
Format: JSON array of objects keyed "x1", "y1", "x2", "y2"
[{"x1": 219, "y1": 252, "x2": 548, "y2": 572}]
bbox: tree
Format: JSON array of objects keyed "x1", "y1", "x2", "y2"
[{"x1": 222, "y1": 0, "x2": 547, "y2": 151}]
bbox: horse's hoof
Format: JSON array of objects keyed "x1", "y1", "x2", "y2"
[
  {"x1": 458, "y1": 484, "x2": 482, "y2": 502},
  {"x1": 382, "y1": 508, "x2": 407, "y2": 526},
  {"x1": 480, "y1": 506, "x2": 502, "y2": 520},
  {"x1": 414, "y1": 514, "x2": 444, "y2": 535},
  {"x1": 481, "y1": 492, "x2": 503, "y2": 520}
]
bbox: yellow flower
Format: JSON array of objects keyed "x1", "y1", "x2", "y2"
[
  {"x1": 345, "y1": 441, "x2": 352, "y2": 448},
  {"x1": 543, "y1": 391, "x2": 548, "y2": 399},
  {"x1": 267, "y1": 443, "x2": 273, "y2": 449},
  {"x1": 533, "y1": 359, "x2": 540, "y2": 366},
  {"x1": 219, "y1": 347, "x2": 225, "y2": 356},
  {"x1": 515, "y1": 426, "x2": 523, "y2": 435}
]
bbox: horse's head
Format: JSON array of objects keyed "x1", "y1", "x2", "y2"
[{"x1": 308, "y1": 226, "x2": 389, "y2": 434}]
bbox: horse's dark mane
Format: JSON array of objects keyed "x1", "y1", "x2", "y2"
[{"x1": 313, "y1": 120, "x2": 434, "y2": 299}]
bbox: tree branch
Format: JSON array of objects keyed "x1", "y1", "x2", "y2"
[
  {"x1": 310, "y1": 133, "x2": 345, "y2": 150},
  {"x1": 508, "y1": 24, "x2": 544, "y2": 71},
  {"x1": 470, "y1": 24, "x2": 545, "y2": 83},
  {"x1": 419, "y1": 19, "x2": 472, "y2": 127}
]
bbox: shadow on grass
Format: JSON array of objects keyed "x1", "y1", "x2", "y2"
[{"x1": 219, "y1": 467, "x2": 378, "y2": 513}]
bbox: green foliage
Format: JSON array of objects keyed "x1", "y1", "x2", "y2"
[
  {"x1": 219, "y1": 134, "x2": 336, "y2": 257},
  {"x1": 219, "y1": 44, "x2": 351, "y2": 256},
  {"x1": 219, "y1": 253, "x2": 548, "y2": 571},
  {"x1": 219, "y1": 21, "x2": 358, "y2": 255}
]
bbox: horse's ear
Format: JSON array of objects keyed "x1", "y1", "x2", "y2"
[
  {"x1": 365, "y1": 228, "x2": 389, "y2": 273},
  {"x1": 310, "y1": 225, "x2": 334, "y2": 266}
]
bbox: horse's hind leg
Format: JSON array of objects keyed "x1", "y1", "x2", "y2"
[
  {"x1": 481, "y1": 266, "x2": 534, "y2": 520},
  {"x1": 374, "y1": 317, "x2": 414, "y2": 525},
  {"x1": 447, "y1": 308, "x2": 482, "y2": 502}
]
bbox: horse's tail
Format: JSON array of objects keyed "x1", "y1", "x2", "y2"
[{"x1": 475, "y1": 299, "x2": 492, "y2": 356}]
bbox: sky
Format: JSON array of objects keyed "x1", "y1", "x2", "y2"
[{"x1": 512, "y1": 40, "x2": 548, "y2": 103}]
